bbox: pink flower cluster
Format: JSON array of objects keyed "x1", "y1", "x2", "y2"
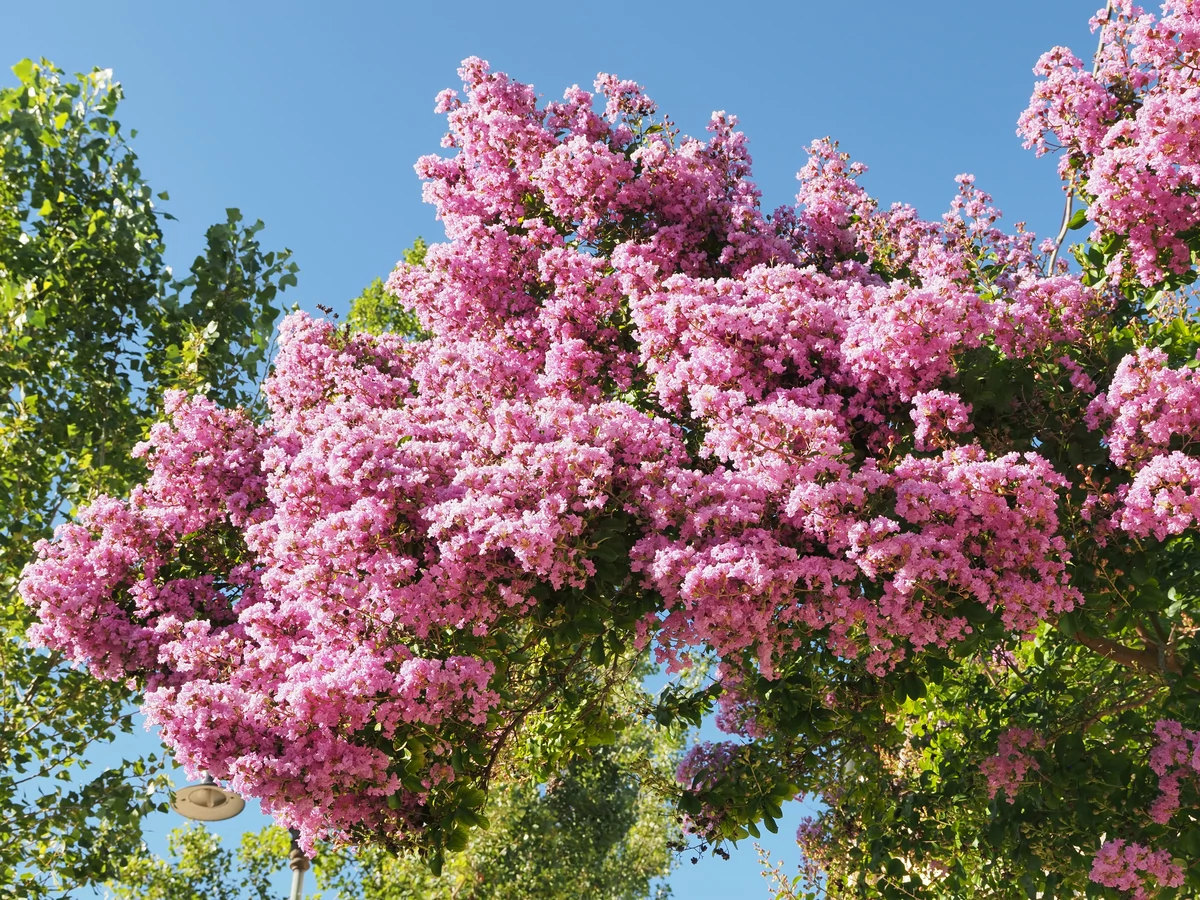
[
  {"x1": 979, "y1": 727, "x2": 1043, "y2": 802},
  {"x1": 910, "y1": 390, "x2": 974, "y2": 451},
  {"x1": 1020, "y1": 1, "x2": 1200, "y2": 283},
  {"x1": 1147, "y1": 718, "x2": 1200, "y2": 826},
  {"x1": 641, "y1": 444, "x2": 1078, "y2": 678},
  {"x1": 793, "y1": 815, "x2": 834, "y2": 888},
  {"x1": 676, "y1": 740, "x2": 740, "y2": 791},
  {"x1": 1086, "y1": 348, "x2": 1200, "y2": 539},
  {"x1": 1086, "y1": 348, "x2": 1200, "y2": 468},
  {"x1": 23, "y1": 375, "x2": 510, "y2": 848},
  {"x1": 19, "y1": 39, "x2": 1200, "y2": 854},
  {"x1": 675, "y1": 740, "x2": 741, "y2": 838},
  {"x1": 23, "y1": 393, "x2": 264, "y2": 681},
  {"x1": 1090, "y1": 839, "x2": 1184, "y2": 899}
]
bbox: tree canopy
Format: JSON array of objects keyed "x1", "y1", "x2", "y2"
[
  {"x1": 105, "y1": 691, "x2": 679, "y2": 900},
  {"x1": 19, "y1": 2, "x2": 1200, "y2": 898},
  {"x1": 0, "y1": 59, "x2": 293, "y2": 898}
]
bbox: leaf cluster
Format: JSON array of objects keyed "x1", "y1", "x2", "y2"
[{"x1": 0, "y1": 58, "x2": 293, "y2": 898}]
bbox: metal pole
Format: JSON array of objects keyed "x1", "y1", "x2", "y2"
[{"x1": 288, "y1": 828, "x2": 310, "y2": 900}]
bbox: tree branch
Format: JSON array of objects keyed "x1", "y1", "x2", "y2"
[
  {"x1": 1074, "y1": 631, "x2": 1181, "y2": 676},
  {"x1": 1045, "y1": 0, "x2": 1114, "y2": 274}
]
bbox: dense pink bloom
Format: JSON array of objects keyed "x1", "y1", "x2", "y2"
[
  {"x1": 1020, "y1": 1, "x2": 1200, "y2": 283},
  {"x1": 1147, "y1": 719, "x2": 1200, "y2": 826},
  {"x1": 979, "y1": 727, "x2": 1043, "y2": 802},
  {"x1": 19, "y1": 31, "x2": 1200, "y2": 859},
  {"x1": 1090, "y1": 839, "x2": 1184, "y2": 899},
  {"x1": 1086, "y1": 348, "x2": 1200, "y2": 469},
  {"x1": 910, "y1": 390, "x2": 974, "y2": 451},
  {"x1": 1084, "y1": 347, "x2": 1200, "y2": 539}
]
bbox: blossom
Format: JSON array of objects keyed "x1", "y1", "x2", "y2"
[
  {"x1": 1147, "y1": 718, "x2": 1200, "y2": 826},
  {"x1": 979, "y1": 727, "x2": 1043, "y2": 802},
  {"x1": 1020, "y1": 1, "x2": 1200, "y2": 283},
  {"x1": 19, "y1": 32, "x2": 1200, "y2": 861},
  {"x1": 1090, "y1": 839, "x2": 1184, "y2": 899}
]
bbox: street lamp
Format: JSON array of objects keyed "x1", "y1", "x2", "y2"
[
  {"x1": 287, "y1": 828, "x2": 311, "y2": 900},
  {"x1": 171, "y1": 775, "x2": 311, "y2": 899},
  {"x1": 171, "y1": 774, "x2": 245, "y2": 822}
]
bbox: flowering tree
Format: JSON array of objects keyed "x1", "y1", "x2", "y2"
[{"x1": 20, "y1": 1, "x2": 1200, "y2": 895}]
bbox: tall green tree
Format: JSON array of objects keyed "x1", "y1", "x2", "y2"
[
  {"x1": 100, "y1": 824, "x2": 283, "y2": 900},
  {"x1": 0, "y1": 59, "x2": 294, "y2": 898},
  {"x1": 105, "y1": 684, "x2": 680, "y2": 900}
]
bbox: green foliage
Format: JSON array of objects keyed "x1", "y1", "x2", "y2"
[
  {"x1": 0, "y1": 60, "x2": 162, "y2": 551},
  {"x1": 345, "y1": 238, "x2": 427, "y2": 339},
  {"x1": 103, "y1": 823, "x2": 281, "y2": 900},
  {"x1": 321, "y1": 717, "x2": 679, "y2": 900},
  {"x1": 146, "y1": 208, "x2": 297, "y2": 412},
  {"x1": 0, "y1": 58, "x2": 292, "y2": 898},
  {"x1": 105, "y1": 704, "x2": 679, "y2": 900}
]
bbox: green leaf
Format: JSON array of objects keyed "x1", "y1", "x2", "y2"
[
  {"x1": 903, "y1": 673, "x2": 926, "y2": 701},
  {"x1": 590, "y1": 635, "x2": 606, "y2": 666},
  {"x1": 1055, "y1": 733, "x2": 1085, "y2": 768},
  {"x1": 428, "y1": 851, "x2": 444, "y2": 876}
]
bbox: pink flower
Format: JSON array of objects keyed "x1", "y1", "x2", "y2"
[
  {"x1": 1020, "y1": 1, "x2": 1200, "y2": 283},
  {"x1": 980, "y1": 727, "x2": 1044, "y2": 802},
  {"x1": 1090, "y1": 839, "x2": 1184, "y2": 899}
]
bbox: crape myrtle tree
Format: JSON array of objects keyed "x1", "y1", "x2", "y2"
[
  {"x1": 0, "y1": 60, "x2": 294, "y2": 897},
  {"x1": 20, "y1": 0, "x2": 1200, "y2": 895},
  {"x1": 102, "y1": 266, "x2": 682, "y2": 900}
]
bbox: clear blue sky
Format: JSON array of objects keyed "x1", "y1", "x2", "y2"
[{"x1": 4, "y1": 1, "x2": 1102, "y2": 896}]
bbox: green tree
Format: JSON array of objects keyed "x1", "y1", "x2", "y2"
[
  {"x1": 101, "y1": 823, "x2": 283, "y2": 900},
  {"x1": 105, "y1": 693, "x2": 680, "y2": 900},
  {"x1": 317, "y1": 715, "x2": 680, "y2": 900},
  {"x1": 344, "y1": 239, "x2": 427, "y2": 339},
  {"x1": 0, "y1": 59, "x2": 294, "y2": 898}
]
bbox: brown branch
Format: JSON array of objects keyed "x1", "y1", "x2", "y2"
[
  {"x1": 1079, "y1": 685, "x2": 1163, "y2": 732},
  {"x1": 1074, "y1": 631, "x2": 1181, "y2": 676},
  {"x1": 480, "y1": 642, "x2": 587, "y2": 788}
]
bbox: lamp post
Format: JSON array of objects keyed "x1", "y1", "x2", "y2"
[
  {"x1": 171, "y1": 775, "x2": 310, "y2": 898},
  {"x1": 288, "y1": 828, "x2": 310, "y2": 900},
  {"x1": 170, "y1": 774, "x2": 245, "y2": 822}
]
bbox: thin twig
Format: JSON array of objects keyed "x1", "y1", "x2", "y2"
[{"x1": 1046, "y1": 0, "x2": 1115, "y2": 274}]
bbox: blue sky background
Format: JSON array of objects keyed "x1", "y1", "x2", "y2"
[{"x1": 3, "y1": 1, "x2": 1104, "y2": 896}]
